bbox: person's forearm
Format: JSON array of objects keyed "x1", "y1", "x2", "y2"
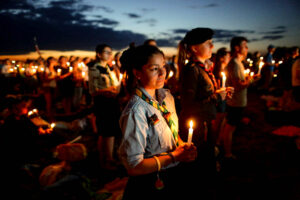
[{"x1": 127, "y1": 155, "x2": 174, "y2": 176}]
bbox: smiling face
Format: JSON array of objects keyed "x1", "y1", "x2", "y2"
[{"x1": 134, "y1": 53, "x2": 166, "y2": 91}]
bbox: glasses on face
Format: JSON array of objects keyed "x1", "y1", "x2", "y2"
[{"x1": 103, "y1": 50, "x2": 112, "y2": 55}]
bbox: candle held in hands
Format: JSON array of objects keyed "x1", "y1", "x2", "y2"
[
  {"x1": 221, "y1": 72, "x2": 226, "y2": 88},
  {"x1": 187, "y1": 120, "x2": 194, "y2": 145}
]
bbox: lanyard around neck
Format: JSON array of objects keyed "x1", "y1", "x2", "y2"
[{"x1": 135, "y1": 88, "x2": 178, "y2": 145}]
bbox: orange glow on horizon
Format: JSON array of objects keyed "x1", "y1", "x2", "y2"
[{"x1": 0, "y1": 47, "x2": 179, "y2": 61}]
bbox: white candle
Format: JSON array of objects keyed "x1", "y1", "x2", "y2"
[
  {"x1": 187, "y1": 120, "x2": 194, "y2": 145},
  {"x1": 57, "y1": 68, "x2": 61, "y2": 76},
  {"x1": 258, "y1": 61, "x2": 264, "y2": 75},
  {"x1": 221, "y1": 72, "x2": 226, "y2": 88},
  {"x1": 82, "y1": 71, "x2": 86, "y2": 78},
  {"x1": 69, "y1": 66, "x2": 73, "y2": 72}
]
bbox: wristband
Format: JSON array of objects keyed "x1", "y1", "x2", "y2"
[{"x1": 153, "y1": 156, "x2": 161, "y2": 171}]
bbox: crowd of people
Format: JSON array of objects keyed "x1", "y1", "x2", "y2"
[{"x1": 0, "y1": 27, "x2": 299, "y2": 199}]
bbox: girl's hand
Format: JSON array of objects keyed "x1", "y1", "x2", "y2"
[
  {"x1": 226, "y1": 87, "x2": 234, "y2": 99},
  {"x1": 172, "y1": 143, "x2": 197, "y2": 162},
  {"x1": 216, "y1": 88, "x2": 227, "y2": 101}
]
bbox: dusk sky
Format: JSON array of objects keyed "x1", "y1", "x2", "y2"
[{"x1": 1, "y1": 0, "x2": 300, "y2": 57}]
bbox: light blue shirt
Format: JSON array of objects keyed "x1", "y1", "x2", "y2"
[{"x1": 118, "y1": 87, "x2": 179, "y2": 170}]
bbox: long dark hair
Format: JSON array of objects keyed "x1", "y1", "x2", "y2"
[
  {"x1": 213, "y1": 47, "x2": 229, "y2": 80},
  {"x1": 120, "y1": 45, "x2": 164, "y2": 94}
]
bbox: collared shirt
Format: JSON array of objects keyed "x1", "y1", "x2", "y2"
[
  {"x1": 118, "y1": 87, "x2": 179, "y2": 170},
  {"x1": 88, "y1": 62, "x2": 114, "y2": 95}
]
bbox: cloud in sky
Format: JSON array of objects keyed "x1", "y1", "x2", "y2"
[
  {"x1": 188, "y1": 3, "x2": 219, "y2": 9},
  {"x1": 0, "y1": 0, "x2": 147, "y2": 54},
  {"x1": 0, "y1": 0, "x2": 291, "y2": 54},
  {"x1": 124, "y1": 13, "x2": 141, "y2": 18}
]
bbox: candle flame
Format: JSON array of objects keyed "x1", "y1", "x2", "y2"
[
  {"x1": 28, "y1": 111, "x2": 33, "y2": 116},
  {"x1": 168, "y1": 71, "x2": 174, "y2": 78},
  {"x1": 189, "y1": 120, "x2": 193, "y2": 129},
  {"x1": 259, "y1": 61, "x2": 264, "y2": 68},
  {"x1": 50, "y1": 123, "x2": 56, "y2": 129}
]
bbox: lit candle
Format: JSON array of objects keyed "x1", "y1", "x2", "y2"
[
  {"x1": 50, "y1": 123, "x2": 56, "y2": 129},
  {"x1": 221, "y1": 72, "x2": 226, "y2": 88},
  {"x1": 32, "y1": 68, "x2": 37, "y2": 74},
  {"x1": 258, "y1": 61, "x2": 264, "y2": 75},
  {"x1": 69, "y1": 66, "x2": 73, "y2": 72},
  {"x1": 250, "y1": 72, "x2": 254, "y2": 77},
  {"x1": 187, "y1": 120, "x2": 194, "y2": 145},
  {"x1": 168, "y1": 71, "x2": 174, "y2": 78},
  {"x1": 185, "y1": 59, "x2": 189, "y2": 64},
  {"x1": 244, "y1": 69, "x2": 250, "y2": 77},
  {"x1": 81, "y1": 71, "x2": 86, "y2": 78},
  {"x1": 28, "y1": 110, "x2": 33, "y2": 117},
  {"x1": 57, "y1": 68, "x2": 61, "y2": 76}
]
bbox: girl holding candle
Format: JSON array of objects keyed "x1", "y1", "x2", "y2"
[
  {"x1": 118, "y1": 45, "x2": 197, "y2": 199},
  {"x1": 42, "y1": 57, "x2": 57, "y2": 119},
  {"x1": 212, "y1": 48, "x2": 233, "y2": 151},
  {"x1": 55, "y1": 56, "x2": 74, "y2": 114},
  {"x1": 177, "y1": 28, "x2": 233, "y2": 192}
]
